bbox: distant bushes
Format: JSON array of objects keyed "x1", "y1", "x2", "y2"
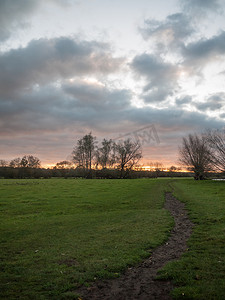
[{"x1": 0, "y1": 166, "x2": 196, "y2": 179}]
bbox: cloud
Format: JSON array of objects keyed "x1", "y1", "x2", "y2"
[
  {"x1": 0, "y1": 37, "x2": 123, "y2": 97},
  {"x1": 0, "y1": 80, "x2": 132, "y2": 135},
  {"x1": 1, "y1": 78, "x2": 224, "y2": 164},
  {"x1": 1, "y1": 73, "x2": 223, "y2": 137},
  {"x1": 0, "y1": 0, "x2": 42, "y2": 42},
  {"x1": 62, "y1": 80, "x2": 131, "y2": 111},
  {"x1": 131, "y1": 53, "x2": 179, "y2": 102},
  {"x1": 175, "y1": 95, "x2": 192, "y2": 105},
  {"x1": 195, "y1": 93, "x2": 225, "y2": 111},
  {"x1": 0, "y1": 0, "x2": 77, "y2": 42},
  {"x1": 139, "y1": 13, "x2": 194, "y2": 50},
  {"x1": 218, "y1": 70, "x2": 225, "y2": 76},
  {"x1": 137, "y1": 2, "x2": 225, "y2": 83},
  {"x1": 180, "y1": 0, "x2": 223, "y2": 16},
  {"x1": 183, "y1": 31, "x2": 225, "y2": 68}
]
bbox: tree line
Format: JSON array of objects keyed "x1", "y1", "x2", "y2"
[{"x1": 0, "y1": 130, "x2": 224, "y2": 179}]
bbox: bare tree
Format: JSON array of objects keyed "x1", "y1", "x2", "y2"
[
  {"x1": 73, "y1": 139, "x2": 85, "y2": 168},
  {"x1": 72, "y1": 132, "x2": 96, "y2": 170},
  {"x1": 114, "y1": 138, "x2": 142, "y2": 178},
  {"x1": 96, "y1": 139, "x2": 114, "y2": 169},
  {"x1": 179, "y1": 133, "x2": 213, "y2": 180},
  {"x1": 206, "y1": 129, "x2": 225, "y2": 172}
]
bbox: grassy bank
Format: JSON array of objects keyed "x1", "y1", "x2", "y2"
[
  {"x1": 159, "y1": 179, "x2": 225, "y2": 299},
  {"x1": 0, "y1": 178, "x2": 172, "y2": 299}
]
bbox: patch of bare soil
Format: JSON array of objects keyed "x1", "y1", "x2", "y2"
[{"x1": 76, "y1": 192, "x2": 194, "y2": 299}]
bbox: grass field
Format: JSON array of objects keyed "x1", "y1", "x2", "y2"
[
  {"x1": 0, "y1": 178, "x2": 173, "y2": 299},
  {"x1": 1, "y1": 178, "x2": 225, "y2": 299},
  {"x1": 159, "y1": 179, "x2": 225, "y2": 299}
]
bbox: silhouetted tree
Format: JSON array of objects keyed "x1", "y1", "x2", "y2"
[
  {"x1": 179, "y1": 133, "x2": 213, "y2": 180},
  {"x1": 114, "y1": 138, "x2": 142, "y2": 178},
  {"x1": 20, "y1": 155, "x2": 41, "y2": 168},
  {"x1": 55, "y1": 160, "x2": 73, "y2": 169},
  {"x1": 72, "y1": 133, "x2": 96, "y2": 176},
  {"x1": 9, "y1": 157, "x2": 21, "y2": 168},
  {"x1": 96, "y1": 139, "x2": 114, "y2": 169},
  {"x1": 169, "y1": 165, "x2": 177, "y2": 172},
  {"x1": 0, "y1": 159, "x2": 8, "y2": 167}
]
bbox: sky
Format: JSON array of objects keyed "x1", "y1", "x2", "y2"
[{"x1": 0, "y1": 0, "x2": 225, "y2": 167}]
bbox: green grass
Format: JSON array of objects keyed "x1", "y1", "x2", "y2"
[
  {"x1": 0, "y1": 178, "x2": 173, "y2": 299},
  {"x1": 158, "y1": 179, "x2": 225, "y2": 300},
  {"x1": 2, "y1": 178, "x2": 225, "y2": 299}
]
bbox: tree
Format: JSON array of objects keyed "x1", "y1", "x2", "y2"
[
  {"x1": 96, "y1": 139, "x2": 114, "y2": 169},
  {"x1": 55, "y1": 160, "x2": 73, "y2": 169},
  {"x1": 114, "y1": 138, "x2": 142, "y2": 178},
  {"x1": 153, "y1": 161, "x2": 163, "y2": 177},
  {"x1": 20, "y1": 155, "x2": 41, "y2": 168},
  {"x1": 169, "y1": 165, "x2": 177, "y2": 172},
  {"x1": 179, "y1": 133, "x2": 213, "y2": 180},
  {"x1": 9, "y1": 157, "x2": 21, "y2": 168},
  {"x1": 206, "y1": 129, "x2": 225, "y2": 172},
  {"x1": 0, "y1": 159, "x2": 8, "y2": 167},
  {"x1": 72, "y1": 133, "x2": 96, "y2": 170}
]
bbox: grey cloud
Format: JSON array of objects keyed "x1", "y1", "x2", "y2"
[
  {"x1": 1, "y1": 80, "x2": 224, "y2": 164},
  {"x1": 183, "y1": 31, "x2": 225, "y2": 60},
  {"x1": 182, "y1": 31, "x2": 225, "y2": 74},
  {"x1": 140, "y1": 13, "x2": 194, "y2": 49},
  {"x1": 176, "y1": 95, "x2": 192, "y2": 105},
  {"x1": 131, "y1": 53, "x2": 179, "y2": 103},
  {"x1": 0, "y1": 81, "x2": 132, "y2": 134},
  {"x1": 0, "y1": 0, "x2": 40, "y2": 42},
  {"x1": 195, "y1": 93, "x2": 225, "y2": 111},
  {"x1": 180, "y1": 0, "x2": 223, "y2": 16},
  {"x1": 126, "y1": 106, "x2": 225, "y2": 132},
  {"x1": 2, "y1": 75, "x2": 223, "y2": 136},
  {"x1": 0, "y1": 37, "x2": 123, "y2": 97},
  {"x1": 0, "y1": 0, "x2": 77, "y2": 42},
  {"x1": 196, "y1": 102, "x2": 223, "y2": 111},
  {"x1": 62, "y1": 81, "x2": 131, "y2": 111}
]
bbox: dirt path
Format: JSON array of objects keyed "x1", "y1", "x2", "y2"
[{"x1": 76, "y1": 192, "x2": 194, "y2": 299}]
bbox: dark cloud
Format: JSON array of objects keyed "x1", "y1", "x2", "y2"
[
  {"x1": 0, "y1": 37, "x2": 123, "y2": 96},
  {"x1": 62, "y1": 81, "x2": 131, "y2": 111},
  {"x1": 131, "y1": 53, "x2": 179, "y2": 102},
  {"x1": 1, "y1": 77, "x2": 224, "y2": 164},
  {"x1": 0, "y1": 81, "x2": 132, "y2": 134},
  {"x1": 1, "y1": 75, "x2": 223, "y2": 136},
  {"x1": 139, "y1": 13, "x2": 194, "y2": 50}
]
